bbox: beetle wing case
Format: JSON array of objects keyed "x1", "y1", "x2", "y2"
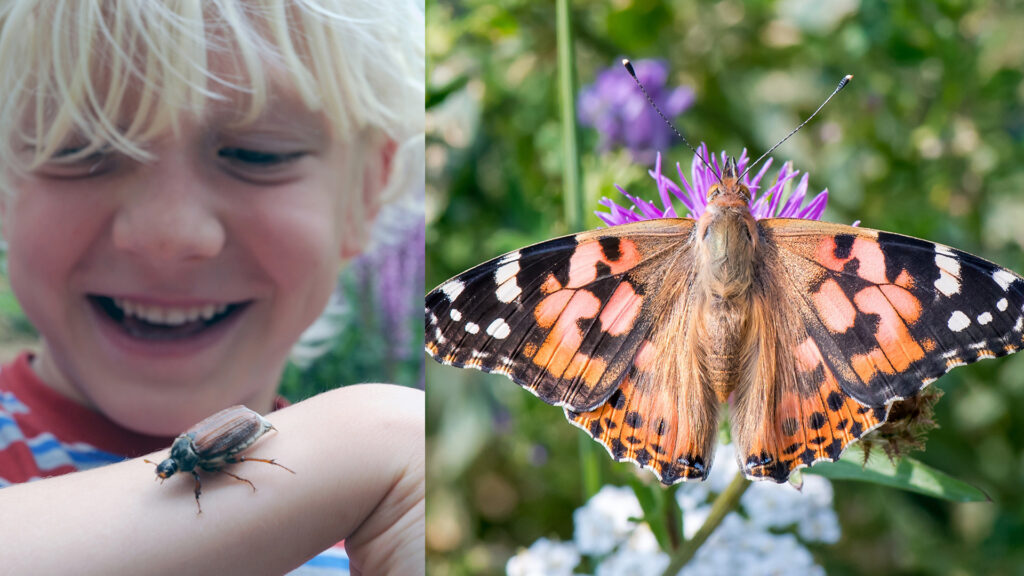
[{"x1": 188, "y1": 405, "x2": 274, "y2": 465}]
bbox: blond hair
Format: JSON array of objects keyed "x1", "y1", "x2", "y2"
[{"x1": 0, "y1": 0, "x2": 424, "y2": 204}]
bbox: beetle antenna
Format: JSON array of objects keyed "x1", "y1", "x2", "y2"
[
  {"x1": 739, "y1": 74, "x2": 853, "y2": 181},
  {"x1": 622, "y1": 59, "x2": 722, "y2": 185}
]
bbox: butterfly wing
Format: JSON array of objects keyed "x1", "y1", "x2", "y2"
[
  {"x1": 731, "y1": 218, "x2": 1024, "y2": 482},
  {"x1": 426, "y1": 218, "x2": 720, "y2": 481},
  {"x1": 565, "y1": 282, "x2": 720, "y2": 483}
]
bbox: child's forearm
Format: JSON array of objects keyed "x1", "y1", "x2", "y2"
[{"x1": 0, "y1": 385, "x2": 425, "y2": 576}]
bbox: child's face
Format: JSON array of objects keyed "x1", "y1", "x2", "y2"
[{"x1": 1, "y1": 93, "x2": 382, "y2": 435}]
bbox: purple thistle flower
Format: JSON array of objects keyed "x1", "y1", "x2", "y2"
[
  {"x1": 596, "y1": 144, "x2": 831, "y2": 226},
  {"x1": 578, "y1": 59, "x2": 695, "y2": 163}
]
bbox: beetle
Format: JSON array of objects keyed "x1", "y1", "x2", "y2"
[{"x1": 145, "y1": 405, "x2": 295, "y2": 514}]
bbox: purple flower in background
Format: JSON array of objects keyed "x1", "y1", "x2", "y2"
[
  {"x1": 578, "y1": 59, "x2": 694, "y2": 162},
  {"x1": 596, "y1": 144, "x2": 831, "y2": 226},
  {"x1": 352, "y1": 210, "x2": 425, "y2": 361}
]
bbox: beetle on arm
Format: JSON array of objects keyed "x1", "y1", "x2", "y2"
[
  {"x1": 144, "y1": 405, "x2": 296, "y2": 514},
  {"x1": 0, "y1": 385, "x2": 425, "y2": 576}
]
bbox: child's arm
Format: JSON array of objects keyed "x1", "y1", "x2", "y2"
[{"x1": 0, "y1": 384, "x2": 424, "y2": 576}]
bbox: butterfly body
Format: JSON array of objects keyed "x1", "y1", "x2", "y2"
[{"x1": 427, "y1": 162, "x2": 1024, "y2": 485}]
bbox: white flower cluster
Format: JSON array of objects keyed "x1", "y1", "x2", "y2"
[{"x1": 506, "y1": 443, "x2": 841, "y2": 576}]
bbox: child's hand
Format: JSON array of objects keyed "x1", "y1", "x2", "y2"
[{"x1": 0, "y1": 385, "x2": 424, "y2": 575}]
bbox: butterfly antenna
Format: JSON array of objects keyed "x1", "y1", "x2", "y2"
[
  {"x1": 622, "y1": 59, "x2": 722, "y2": 185},
  {"x1": 739, "y1": 74, "x2": 853, "y2": 181}
]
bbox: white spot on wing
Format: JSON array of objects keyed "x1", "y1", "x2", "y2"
[
  {"x1": 486, "y1": 318, "x2": 512, "y2": 339},
  {"x1": 465, "y1": 322, "x2": 480, "y2": 334},
  {"x1": 936, "y1": 253, "x2": 961, "y2": 275},
  {"x1": 495, "y1": 261, "x2": 520, "y2": 285},
  {"x1": 941, "y1": 349, "x2": 961, "y2": 359},
  {"x1": 1015, "y1": 316, "x2": 1023, "y2": 332},
  {"x1": 993, "y1": 269, "x2": 1016, "y2": 291},
  {"x1": 934, "y1": 274, "x2": 960, "y2": 297},
  {"x1": 934, "y1": 252, "x2": 961, "y2": 296},
  {"x1": 450, "y1": 309, "x2": 462, "y2": 322},
  {"x1": 977, "y1": 312, "x2": 993, "y2": 325},
  {"x1": 496, "y1": 281, "x2": 522, "y2": 303},
  {"x1": 948, "y1": 310, "x2": 971, "y2": 332},
  {"x1": 495, "y1": 261, "x2": 522, "y2": 303},
  {"x1": 498, "y1": 250, "x2": 521, "y2": 265},
  {"x1": 433, "y1": 327, "x2": 447, "y2": 344},
  {"x1": 441, "y1": 280, "x2": 465, "y2": 302},
  {"x1": 997, "y1": 298, "x2": 1009, "y2": 311},
  {"x1": 969, "y1": 340, "x2": 989, "y2": 350}
]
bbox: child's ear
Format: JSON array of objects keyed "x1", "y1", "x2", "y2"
[
  {"x1": 365, "y1": 138, "x2": 397, "y2": 224},
  {"x1": 339, "y1": 137, "x2": 397, "y2": 260}
]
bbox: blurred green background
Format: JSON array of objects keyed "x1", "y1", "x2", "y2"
[{"x1": 426, "y1": 0, "x2": 1024, "y2": 574}]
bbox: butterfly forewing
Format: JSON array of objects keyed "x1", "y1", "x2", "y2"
[
  {"x1": 426, "y1": 219, "x2": 697, "y2": 411},
  {"x1": 766, "y1": 219, "x2": 1024, "y2": 404}
]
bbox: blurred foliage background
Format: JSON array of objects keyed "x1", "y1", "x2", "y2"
[{"x1": 426, "y1": 0, "x2": 1024, "y2": 574}]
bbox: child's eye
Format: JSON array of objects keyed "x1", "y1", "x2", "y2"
[
  {"x1": 216, "y1": 147, "x2": 309, "y2": 184},
  {"x1": 36, "y1": 146, "x2": 116, "y2": 179},
  {"x1": 218, "y1": 147, "x2": 306, "y2": 166}
]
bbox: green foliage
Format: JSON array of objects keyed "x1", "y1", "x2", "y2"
[
  {"x1": 805, "y1": 445, "x2": 990, "y2": 503},
  {"x1": 427, "y1": 0, "x2": 1024, "y2": 574}
]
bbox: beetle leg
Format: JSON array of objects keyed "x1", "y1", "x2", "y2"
[
  {"x1": 228, "y1": 455, "x2": 296, "y2": 474},
  {"x1": 219, "y1": 469, "x2": 257, "y2": 492},
  {"x1": 191, "y1": 470, "x2": 203, "y2": 515}
]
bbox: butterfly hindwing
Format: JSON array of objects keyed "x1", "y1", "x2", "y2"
[
  {"x1": 426, "y1": 218, "x2": 698, "y2": 411},
  {"x1": 731, "y1": 218, "x2": 1024, "y2": 481},
  {"x1": 566, "y1": 255, "x2": 722, "y2": 483}
]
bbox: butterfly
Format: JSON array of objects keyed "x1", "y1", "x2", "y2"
[{"x1": 425, "y1": 157, "x2": 1024, "y2": 484}]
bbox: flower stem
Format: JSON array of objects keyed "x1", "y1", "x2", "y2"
[
  {"x1": 661, "y1": 472, "x2": 751, "y2": 576},
  {"x1": 555, "y1": 0, "x2": 584, "y2": 232}
]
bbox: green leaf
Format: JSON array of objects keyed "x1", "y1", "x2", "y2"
[
  {"x1": 425, "y1": 75, "x2": 468, "y2": 110},
  {"x1": 804, "y1": 446, "x2": 990, "y2": 502},
  {"x1": 628, "y1": 479, "x2": 681, "y2": 554}
]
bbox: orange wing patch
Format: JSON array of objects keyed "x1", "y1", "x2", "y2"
[
  {"x1": 567, "y1": 336, "x2": 717, "y2": 484},
  {"x1": 740, "y1": 336, "x2": 886, "y2": 482}
]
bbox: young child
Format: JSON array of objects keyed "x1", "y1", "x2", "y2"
[{"x1": 0, "y1": 1, "x2": 424, "y2": 574}]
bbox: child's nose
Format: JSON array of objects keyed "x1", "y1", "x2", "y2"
[{"x1": 111, "y1": 177, "x2": 226, "y2": 263}]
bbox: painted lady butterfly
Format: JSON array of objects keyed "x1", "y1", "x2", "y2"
[{"x1": 425, "y1": 157, "x2": 1024, "y2": 485}]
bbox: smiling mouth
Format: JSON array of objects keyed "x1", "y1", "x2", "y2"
[{"x1": 89, "y1": 295, "x2": 250, "y2": 341}]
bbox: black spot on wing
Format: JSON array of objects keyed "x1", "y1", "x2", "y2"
[
  {"x1": 826, "y1": 391, "x2": 845, "y2": 411},
  {"x1": 833, "y1": 234, "x2": 854, "y2": 259},
  {"x1": 624, "y1": 411, "x2": 643, "y2": 428},
  {"x1": 808, "y1": 412, "x2": 827, "y2": 430},
  {"x1": 599, "y1": 236, "x2": 622, "y2": 261}
]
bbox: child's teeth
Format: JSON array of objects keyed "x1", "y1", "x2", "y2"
[
  {"x1": 139, "y1": 306, "x2": 166, "y2": 323},
  {"x1": 111, "y1": 299, "x2": 231, "y2": 326},
  {"x1": 164, "y1": 309, "x2": 186, "y2": 325}
]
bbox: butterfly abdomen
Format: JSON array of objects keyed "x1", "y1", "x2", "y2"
[{"x1": 694, "y1": 186, "x2": 761, "y2": 402}]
